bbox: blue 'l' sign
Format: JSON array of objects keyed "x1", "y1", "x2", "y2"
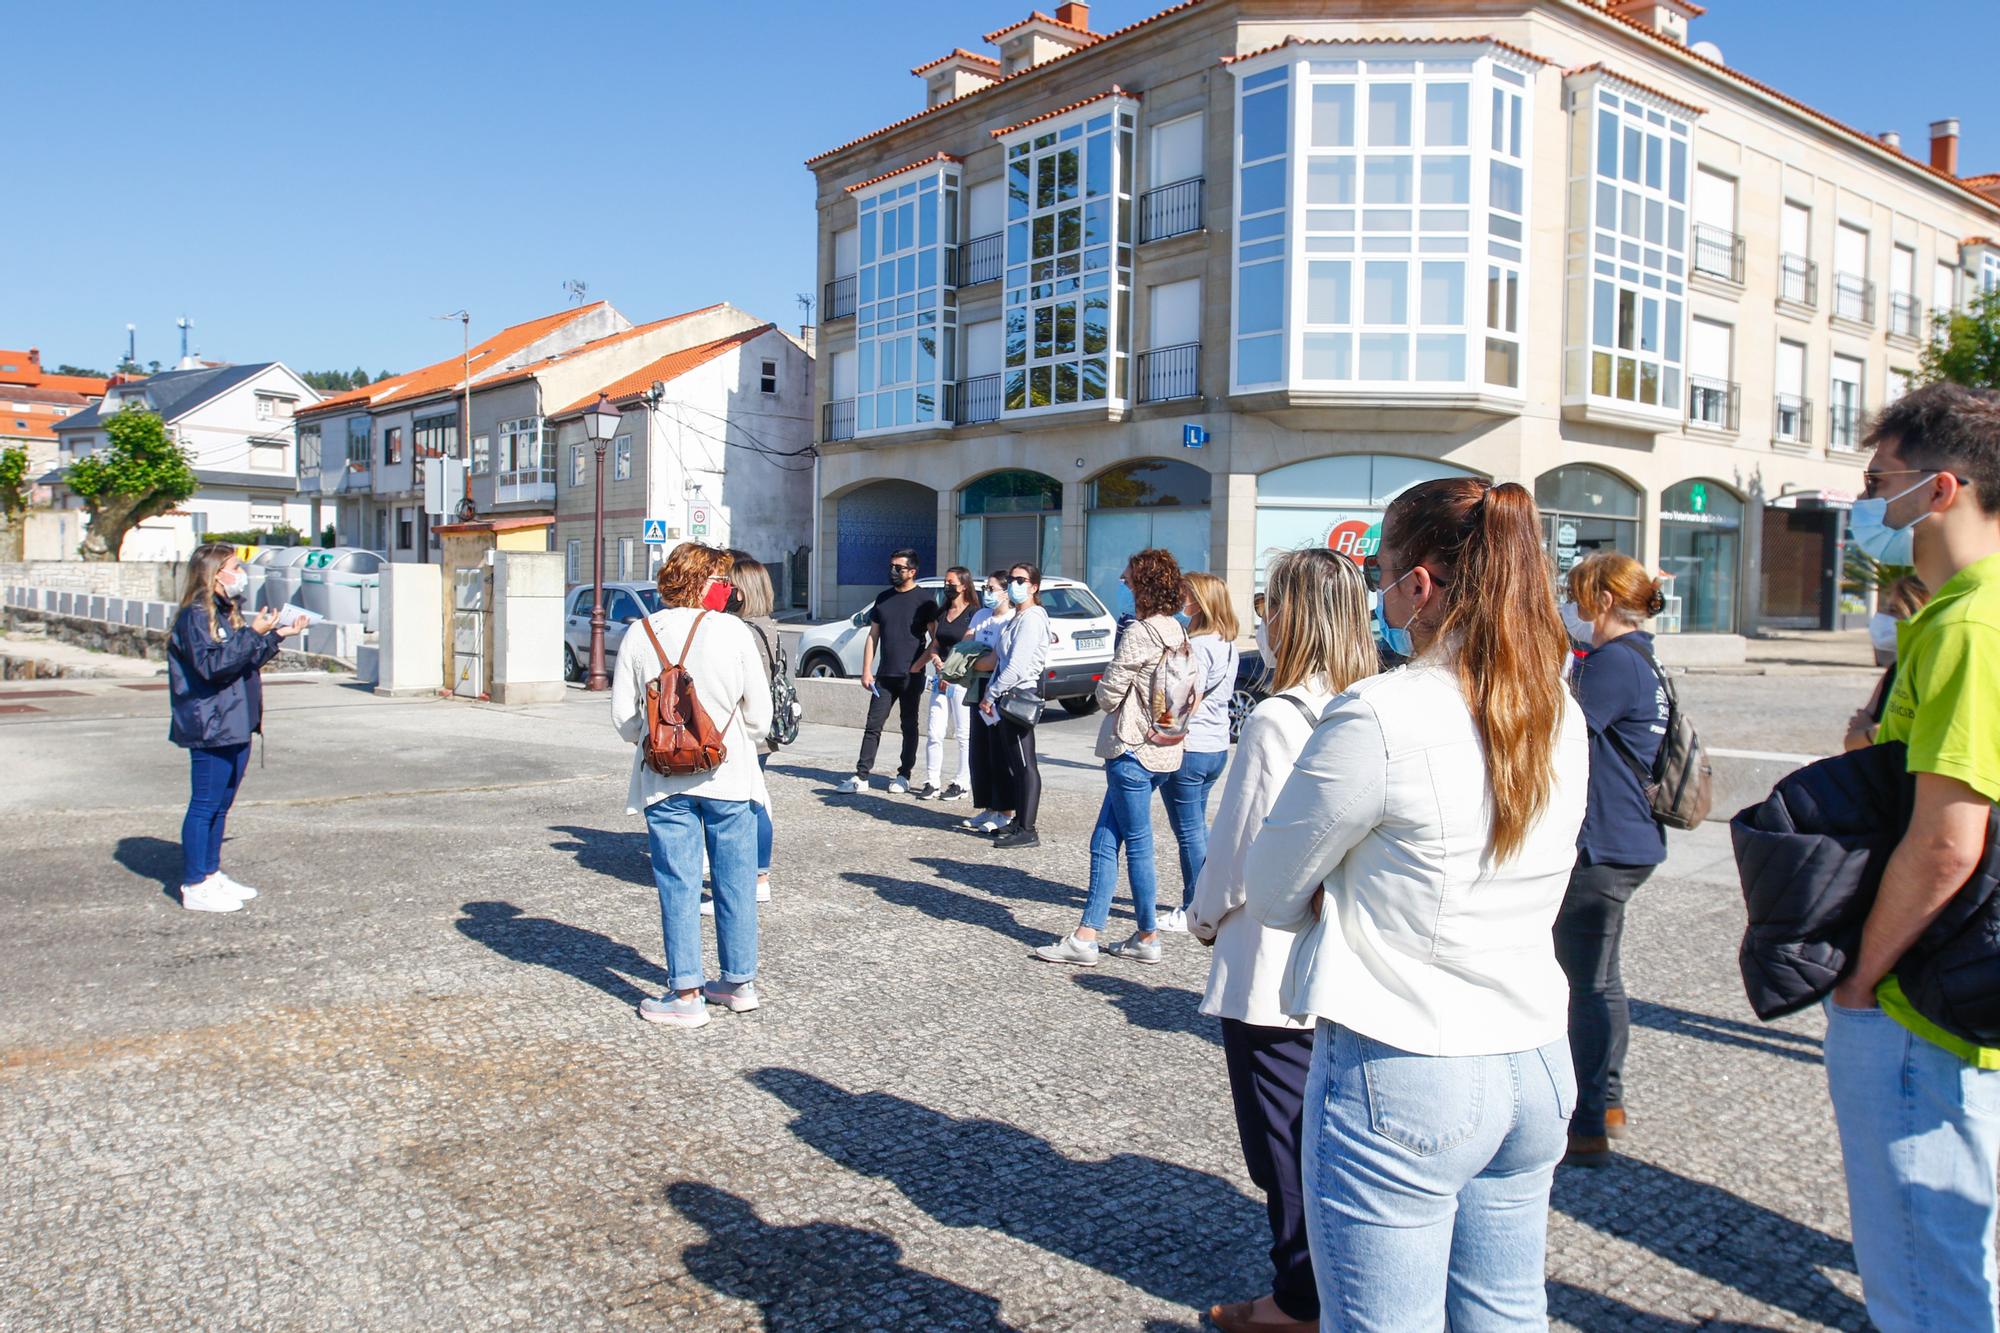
[{"x1": 1183, "y1": 424, "x2": 1208, "y2": 449}]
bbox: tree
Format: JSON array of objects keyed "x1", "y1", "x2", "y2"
[
  {"x1": 1919, "y1": 286, "x2": 2000, "y2": 390},
  {"x1": 65, "y1": 406, "x2": 198, "y2": 561},
  {"x1": 53, "y1": 363, "x2": 109, "y2": 378},
  {"x1": 350, "y1": 365, "x2": 369, "y2": 388},
  {"x1": 374, "y1": 368, "x2": 394, "y2": 383},
  {"x1": 0, "y1": 445, "x2": 28, "y2": 561}
]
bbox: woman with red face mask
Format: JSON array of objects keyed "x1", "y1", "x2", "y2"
[{"x1": 611, "y1": 542, "x2": 774, "y2": 1032}]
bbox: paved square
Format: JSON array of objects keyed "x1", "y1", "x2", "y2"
[{"x1": 0, "y1": 679, "x2": 1884, "y2": 1329}]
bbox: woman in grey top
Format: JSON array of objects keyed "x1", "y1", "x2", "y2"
[
  {"x1": 726, "y1": 551, "x2": 781, "y2": 906},
  {"x1": 1158, "y1": 570, "x2": 1242, "y2": 934},
  {"x1": 979, "y1": 561, "x2": 1050, "y2": 849}
]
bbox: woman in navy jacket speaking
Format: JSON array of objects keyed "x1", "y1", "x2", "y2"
[{"x1": 168, "y1": 541, "x2": 307, "y2": 912}]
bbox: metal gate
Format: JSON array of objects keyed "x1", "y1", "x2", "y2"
[{"x1": 451, "y1": 565, "x2": 488, "y2": 698}]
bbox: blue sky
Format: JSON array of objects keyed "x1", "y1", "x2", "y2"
[{"x1": 6, "y1": 0, "x2": 1990, "y2": 377}]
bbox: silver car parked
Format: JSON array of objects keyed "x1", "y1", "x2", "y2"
[{"x1": 562, "y1": 581, "x2": 662, "y2": 682}]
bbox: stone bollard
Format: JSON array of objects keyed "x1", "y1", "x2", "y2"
[
  {"x1": 374, "y1": 562, "x2": 444, "y2": 698},
  {"x1": 490, "y1": 551, "x2": 566, "y2": 705}
]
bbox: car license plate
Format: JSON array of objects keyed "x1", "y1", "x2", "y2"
[{"x1": 1074, "y1": 630, "x2": 1107, "y2": 648}]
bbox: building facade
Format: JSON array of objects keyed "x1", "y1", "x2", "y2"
[
  {"x1": 49, "y1": 362, "x2": 318, "y2": 560},
  {"x1": 1, "y1": 348, "x2": 110, "y2": 559},
  {"x1": 549, "y1": 324, "x2": 817, "y2": 609},
  {"x1": 294, "y1": 302, "x2": 769, "y2": 563},
  {"x1": 806, "y1": 0, "x2": 2000, "y2": 635}
]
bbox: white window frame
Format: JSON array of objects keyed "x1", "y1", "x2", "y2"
[
  {"x1": 1829, "y1": 353, "x2": 1865, "y2": 451},
  {"x1": 1775, "y1": 338, "x2": 1807, "y2": 443},
  {"x1": 566, "y1": 539, "x2": 581, "y2": 583},
  {"x1": 618, "y1": 536, "x2": 635, "y2": 581},
  {"x1": 570, "y1": 444, "x2": 585, "y2": 488},
  {"x1": 758, "y1": 359, "x2": 779, "y2": 394},
  {"x1": 297, "y1": 424, "x2": 322, "y2": 475},
  {"x1": 613, "y1": 433, "x2": 632, "y2": 481},
  {"x1": 854, "y1": 162, "x2": 960, "y2": 434}
]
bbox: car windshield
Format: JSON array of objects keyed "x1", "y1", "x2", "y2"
[{"x1": 1040, "y1": 587, "x2": 1107, "y2": 620}]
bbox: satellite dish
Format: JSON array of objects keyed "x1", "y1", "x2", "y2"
[{"x1": 1690, "y1": 40, "x2": 1724, "y2": 64}]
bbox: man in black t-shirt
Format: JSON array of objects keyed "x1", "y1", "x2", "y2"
[{"x1": 838, "y1": 548, "x2": 938, "y2": 794}]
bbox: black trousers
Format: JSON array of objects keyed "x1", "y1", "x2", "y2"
[
  {"x1": 968, "y1": 697, "x2": 1013, "y2": 811},
  {"x1": 856, "y1": 673, "x2": 923, "y2": 779},
  {"x1": 1552, "y1": 859, "x2": 1654, "y2": 1137},
  {"x1": 997, "y1": 715, "x2": 1040, "y2": 831},
  {"x1": 1221, "y1": 1019, "x2": 1318, "y2": 1322}
]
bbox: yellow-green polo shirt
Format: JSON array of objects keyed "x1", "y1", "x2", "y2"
[{"x1": 1873, "y1": 551, "x2": 2000, "y2": 1069}]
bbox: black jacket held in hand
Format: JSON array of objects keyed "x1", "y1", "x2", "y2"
[
  {"x1": 167, "y1": 598, "x2": 283, "y2": 749},
  {"x1": 1732, "y1": 741, "x2": 2000, "y2": 1046}
]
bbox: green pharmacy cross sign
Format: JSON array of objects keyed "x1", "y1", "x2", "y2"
[{"x1": 1689, "y1": 482, "x2": 1707, "y2": 514}]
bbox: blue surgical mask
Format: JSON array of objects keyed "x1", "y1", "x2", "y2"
[
  {"x1": 1848, "y1": 475, "x2": 1936, "y2": 565},
  {"x1": 982, "y1": 588, "x2": 1003, "y2": 610},
  {"x1": 1173, "y1": 609, "x2": 1192, "y2": 629},
  {"x1": 1868, "y1": 612, "x2": 1900, "y2": 655},
  {"x1": 1374, "y1": 568, "x2": 1416, "y2": 657},
  {"x1": 1007, "y1": 580, "x2": 1031, "y2": 605}
]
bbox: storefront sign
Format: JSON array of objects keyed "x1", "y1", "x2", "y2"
[{"x1": 1325, "y1": 518, "x2": 1381, "y2": 562}]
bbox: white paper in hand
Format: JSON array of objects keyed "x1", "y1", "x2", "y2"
[{"x1": 278, "y1": 603, "x2": 325, "y2": 625}]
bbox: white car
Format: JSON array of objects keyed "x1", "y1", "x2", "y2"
[{"x1": 795, "y1": 576, "x2": 1115, "y2": 715}]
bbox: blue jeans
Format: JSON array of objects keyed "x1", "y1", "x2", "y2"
[
  {"x1": 1824, "y1": 999, "x2": 2000, "y2": 1333},
  {"x1": 1082, "y1": 753, "x2": 1170, "y2": 934},
  {"x1": 1163, "y1": 747, "x2": 1228, "y2": 909},
  {"x1": 181, "y1": 743, "x2": 250, "y2": 886},
  {"x1": 645, "y1": 794, "x2": 758, "y2": 993},
  {"x1": 1302, "y1": 1022, "x2": 1574, "y2": 1331},
  {"x1": 755, "y1": 753, "x2": 772, "y2": 874}
]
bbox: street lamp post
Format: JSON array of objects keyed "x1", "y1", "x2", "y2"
[{"x1": 583, "y1": 393, "x2": 623, "y2": 691}]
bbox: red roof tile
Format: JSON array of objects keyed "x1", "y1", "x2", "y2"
[
  {"x1": 912, "y1": 48, "x2": 1002, "y2": 76},
  {"x1": 991, "y1": 87, "x2": 1140, "y2": 138},
  {"x1": 1963, "y1": 236, "x2": 1996, "y2": 249},
  {"x1": 804, "y1": 0, "x2": 1206, "y2": 167},
  {"x1": 469, "y1": 304, "x2": 734, "y2": 390},
  {"x1": 844, "y1": 152, "x2": 964, "y2": 194},
  {"x1": 550, "y1": 326, "x2": 777, "y2": 419},
  {"x1": 299, "y1": 303, "x2": 611, "y2": 417},
  {"x1": 1564, "y1": 62, "x2": 1707, "y2": 117},
  {"x1": 1220, "y1": 33, "x2": 1552, "y2": 68},
  {"x1": 983, "y1": 10, "x2": 1098, "y2": 44}
]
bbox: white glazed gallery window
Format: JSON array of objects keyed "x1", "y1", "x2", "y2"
[
  {"x1": 855, "y1": 164, "x2": 959, "y2": 433},
  {"x1": 1579, "y1": 82, "x2": 1692, "y2": 414},
  {"x1": 1002, "y1": 99, "x2": 1136, "y2": 412},
  {"x1": 1232, "y1": 46, "x2": 1531, "y2": 393},
  {"x1": 1984, "y1": 252, "x2": 2000, "y2": 294},
  {"x1": 613, "y1": 433, "x2": 632, "y2": 481},
  {"x1": 297, "y1": 425, "x2": 322, "y2": 475}
]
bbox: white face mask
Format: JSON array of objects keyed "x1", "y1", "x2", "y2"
[
  {"x1": 1255, "y1": 620, "x2": 1274, "y2": 669},
  {"x1": 219, "y1": 568, "x2": 249, "y2": 600},
  {"x1": 1559, "y1": 599, "x2": 1595, "y2": 643},
  {"x1": 1868, "y1": 612, "x2": 1900, "y2": 655}
]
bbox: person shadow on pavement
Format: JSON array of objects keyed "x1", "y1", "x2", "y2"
[
  {"x1": 844, "y1": 872, "x2": 1045, "y2": 948},
  {"x1": 668, "y1": 1180, "x2": 1018, "y2": 1332},
  {"x1": 746, "y1": 1067, "x2": 1262, "y2": 1311},
  {"x1": 454, "y1": 901, "x2": 669, "y2": 1009},
  {"x1": 1069, "y1": 973, "x2": 1221, "y2": 1048},
  {"x1": 114, "y1": 834, "x2": 194, "y2": 904}
]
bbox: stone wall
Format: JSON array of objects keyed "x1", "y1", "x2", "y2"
[
  {"x1": 0, "y1": 560, "x2": 187, "y2": 602},
  {"x1": 0, "y1": 608, "x2": 347, "y2": 674}
]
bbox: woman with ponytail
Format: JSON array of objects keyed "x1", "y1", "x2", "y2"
[
  {"x1": 1245, "y1": 479, "x2": 1589, "y2": 1329},
  {"x1": 1554, "y1": 552, "x2": 1672, "y2": 1168}
]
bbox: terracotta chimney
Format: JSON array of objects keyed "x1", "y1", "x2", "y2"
[
  {"x1": 1056, "y1": 1, "x2": 1089, "y2": 29},
  {"x1": 1881, "y1": 130, "x2": 1902, "y2": 152},
  {"x1": 1931, "y1": 118, "x2": 1960, "y2": 175}
]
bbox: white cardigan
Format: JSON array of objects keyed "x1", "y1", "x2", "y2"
[
  {"x1": 1243, "y1": 655, "x2": 1588, "y2": 1057},
  {"x1": 610, "y1": 607, "x2": 772, "y2": 814},
  {"x1": 1187, "y1": 681, "x2": 1337, "y2": 1030}
]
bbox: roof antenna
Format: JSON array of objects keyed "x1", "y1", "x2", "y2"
[
  {"x1": 175, "y1": 315, "x2": 195, "y2": 368},
  {"x1": 797, "y1": 292, "x2": 815, "y2": 324},
  {"x1": 564, "y1": 279, "x2": 589, "y2": 305}
]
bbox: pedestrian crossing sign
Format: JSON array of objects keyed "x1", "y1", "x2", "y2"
[{"x1": 643, "y1": 519, "x2": 669, "y2": 546}]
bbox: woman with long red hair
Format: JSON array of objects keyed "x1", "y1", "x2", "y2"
[{"x1": 1246, "y1": 478, "x2": 1589, "y2": 1328}]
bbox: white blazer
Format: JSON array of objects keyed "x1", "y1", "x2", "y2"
[
  {"x1": 611, "y1": 607, "x2": 773, "y2": 814},
  {"x1": 1187, "y1": 680, "x2": 1337, "y2": 1030},
  {"x1": 1244, "y1": 655, "x2": 1588, "y2": 1057}
]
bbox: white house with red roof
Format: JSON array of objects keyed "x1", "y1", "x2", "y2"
[{"x1": 547, "y1": 323, "x2": 816, "y2": 610}]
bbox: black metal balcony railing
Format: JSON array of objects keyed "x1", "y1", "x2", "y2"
[
  {"x1": 954, "y1": 374, "x2": 1002, "y2": 425},
  {"x1": 959, "y1": 232, "x2": 1003, "y2": 286},
  {"x1": 824, "y1": 274, "x2": 857, "y2": 321},
  {"x1": 1687, "y1": 375, "x2": 1740, "y2": 431},
  {"x1": 1778, "y1": 253, "x2": 1818, "y2": 307},
  {"x1": 1775, "y1": 393, "x2": 1813, "y2": 443},
  {"x1": 1890, "y1": 292, "x2": 1923, "y2": 339},
  {"x1": 1691, "y1": 224, "x2": 1745, "y2": 284},
  {"x1": 822, "y1": 398, "x2": 856, "y2": 442},
  {"x1": 1140, "y1": 177, "x2": 1205, "y2": 244},
  {"x1": 1829, "y1": 398, "x2": 1866, "y2": 451},
  {"x1": 1137, "y1": 342, "x2": 1200, "y2": 403},
  {"x1": 1833, "y1": 274, "x2": 1876, "y2": 325}
]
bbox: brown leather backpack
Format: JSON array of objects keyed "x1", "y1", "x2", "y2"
[{"x1": 635, "y1": 611, "x2": 735, "y2": 777}]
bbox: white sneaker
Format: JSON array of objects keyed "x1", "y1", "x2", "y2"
[
  {"x1": 886, "y1": 777, "x2": 909, "y2": 795},
  {"x1": 212, "y1": 871, "x2": 259, "y2": 901},
  {"x1": 978, "y1": 811, "x2": 1011, "y2": 832},
  {"x1": 701, "y1": 880, "x2": 773, "y2": 916},
  {"x1": 837, "y1": 776, "x2": 869, "y2": 794},
  {"x1": 181, "y1": 878, "x2": 243, "y2": 913},
  {"x1": 1157, "y1": 908, "x2": 1188, "y2": 934}
]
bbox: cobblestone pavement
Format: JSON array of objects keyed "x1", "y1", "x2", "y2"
[{"x1": 0, "y1": 680, "x2": 1893, "y2": 1330}]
